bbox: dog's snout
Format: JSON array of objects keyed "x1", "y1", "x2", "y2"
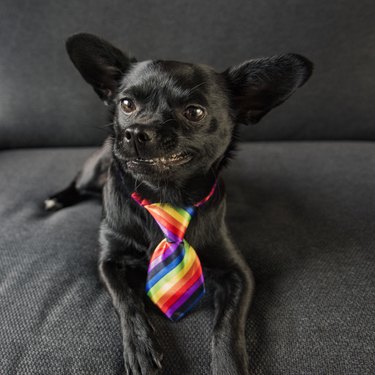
[{"x1": 124, "y1": 126, "x2": 153, "y2": 145}]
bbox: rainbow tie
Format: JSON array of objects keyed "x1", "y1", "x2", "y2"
[{"x1": 131, "y1": 184, "x2": 216, "y2": 321}]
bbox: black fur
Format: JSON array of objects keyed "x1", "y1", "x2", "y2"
[{"x1": 46, "y1": 33, "x2": 313, "y2": 375}]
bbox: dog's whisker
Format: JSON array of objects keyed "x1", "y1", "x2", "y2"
[
  {"x1": 186, "y1": 81, "x2": 207, "y2": 96},
  {"x1": 161, "y1": 118, "x2": 175, "y2": 126},
  {"x1": 101, "y1": 122, "x2": 115, "y2": 128},
  {"x1": 134, "y1": 176, "x2": 144, "y2": 191}
]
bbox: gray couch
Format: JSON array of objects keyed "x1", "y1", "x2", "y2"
[{"x1": 1, "y1": 1, "x2": 374, "y2": 374}]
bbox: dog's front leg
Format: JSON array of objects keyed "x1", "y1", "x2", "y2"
[
  {"x1": 99, "y1": 230, "x2": 163, "y2": 375},
  {"x1": 209, "y1": 243, "x2": 254, "y2": 375}
]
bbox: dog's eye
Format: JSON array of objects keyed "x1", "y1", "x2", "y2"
[
  {"x1": 120, "y1": 98, "x2": 136, "y2": 114},
  {"x1": 183, "y1": 106, "x2": 206, "y2": 122}
]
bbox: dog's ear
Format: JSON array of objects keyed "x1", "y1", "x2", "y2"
[
  {"x1": 66, "y1": 33, "x2": 135, "y2": 104},
  {"x1": 223, "y1": 54, "x2": 313, "y2": 124}
]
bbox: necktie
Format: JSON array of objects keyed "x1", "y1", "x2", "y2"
[{"x1": 131, "y1": 182, "x2": 217, "y2": 321}]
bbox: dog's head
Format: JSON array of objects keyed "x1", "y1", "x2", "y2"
[{"x1": 66, "y1": 33, "x2": 312, "y2": 186}]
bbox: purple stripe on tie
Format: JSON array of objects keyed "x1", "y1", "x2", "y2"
[
  {"x1": 155, "y1": 223, "x2": 181, "y2": 243},
  {"x1": 165, "y1": 275, "x2": 204, "y2": 318},
  {"x1": 162, "y1": 227, "x2": 181, "y2": 243},
  {"x1": 148, "y1": 241, "x2": 180, "y2": 272}
]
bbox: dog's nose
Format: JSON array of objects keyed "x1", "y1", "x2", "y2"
[{"x1": 124, "y1": 126, "x2": 153, "y2": 145}]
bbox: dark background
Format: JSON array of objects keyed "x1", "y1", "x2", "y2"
[{"x1": 1, "y1": 0, "x2": 374, "y2": 148}]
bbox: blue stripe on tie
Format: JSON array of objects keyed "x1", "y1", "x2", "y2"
[
  {"x1": 145, "y1": 247, "x2": 186, "y2": 292},
  {"x1": 172, "y1": 288, "x2": 205, "y2": 321},
  {"x1": 185, "y1": 206, "x2": 195, "y2": 216}
]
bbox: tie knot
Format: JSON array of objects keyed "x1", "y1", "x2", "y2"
[{"x1": 144, "y1": 203, "x2": 195, "y2": 243}]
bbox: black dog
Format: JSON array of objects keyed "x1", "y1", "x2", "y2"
[{"x1": 45, "y1": 33, "x2": 312, "y2": 375}]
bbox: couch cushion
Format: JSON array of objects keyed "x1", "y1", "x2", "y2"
[
  {"x1": 0, "y1": 142, "x2": 374, "y2": 374},
  {"x1": 1, "y1": 0, "x2": 375, "y2": 148}
]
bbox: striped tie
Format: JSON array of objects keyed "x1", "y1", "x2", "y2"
[{"x1": 131, "y1": 183, "x2": 216, "y2": 321}]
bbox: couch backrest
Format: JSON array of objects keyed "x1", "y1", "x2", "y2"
[{"x1": 1, "y1": 0, "x2": 374, "y2": 149}]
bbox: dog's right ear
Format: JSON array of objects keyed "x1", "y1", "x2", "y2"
[
  {"x1": 223, "y1": 54, "x2": 313, "y2": 124},
  {"x1": 66, "y1": 33, "x2": 135, "y2": 104}
]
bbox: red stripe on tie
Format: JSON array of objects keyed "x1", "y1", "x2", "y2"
[
  {"x1": 146, "y1": 205, "x2": 188, "y2": 232},
  {"x1": 149, "y1": 240, "x2": 170, "y2": 264},
  {"x1": 131, "y1": 192, "x2": 151, "y2": 206},
  {"x1": 158, "y1": 261, "x2": 202, "y2": 313},
  {"x1": 146, "y1": 207, "x2": 186, "y2": 239}
]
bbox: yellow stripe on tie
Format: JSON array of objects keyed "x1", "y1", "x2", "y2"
[
  {"x1": 147, "y1": 242, "x2": 195, "y2": 303},
  {"x1": 155, "y1": 204, "x2": 192, "y2": 226}
]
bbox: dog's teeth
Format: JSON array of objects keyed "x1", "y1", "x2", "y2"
[{"x1": 133, "y1": 152, "x2": 190, "y2": 166}]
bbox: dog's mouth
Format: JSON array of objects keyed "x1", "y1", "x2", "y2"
[{"x1": 126, "y1": 152, "x2": 193, "y2": 170}]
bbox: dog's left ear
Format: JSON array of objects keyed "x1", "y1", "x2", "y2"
[
  {"x1": 223, "y1": 54, "x2": 313, "y2": 124},
  {"x1": 66, "y1": 33, "x2": 135, "y2": 104}
]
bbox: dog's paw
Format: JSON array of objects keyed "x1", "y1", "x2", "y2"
[
  {"x1": 43, "y1": 183, "x2": 84, "y2": 212},
  {"x1": 123, "y1": 337, "x2": 163, "y2": 375},
  {"x1": 123, "y1": 320, "x2": 163, "y2": 375},
  {"x1": 44, "y1": 197, "x2": 63, "y2": 211}
]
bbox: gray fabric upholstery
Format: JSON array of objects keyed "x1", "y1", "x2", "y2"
[
  {"x1": 1, "y1": 0, "x2": 374, "y2": 148},
  {"x1": 1, "y1": 143, "x2": 374, "y2": 374},
  {"x1": 1, "y1": 2, "x2": 374, "y2": 373}
]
